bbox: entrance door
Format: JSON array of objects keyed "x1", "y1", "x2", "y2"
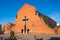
[
  {"x1": 27, "y1": 29, "x2": 30, "y2": 33},
  {"x1": 21, "y1": 29, "x2": 23, "y2": 33}
]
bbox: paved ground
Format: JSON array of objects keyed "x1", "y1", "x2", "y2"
[
  {"x1": 0, "y1": 33, "x2": 60, "y2": 40},
  {"x1": 15, "y1": 33, "x2": 60, "y2": 40}
]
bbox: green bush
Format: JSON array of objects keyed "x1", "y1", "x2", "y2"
[{"x1": 10, "y1": 31, "x2": 17, "y2": 40}]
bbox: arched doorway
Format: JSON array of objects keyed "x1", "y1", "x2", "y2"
[
  {"x1": 21, "y1": 29, "x2": 23, "y2": 33},
  {"x1": 27, "y1": 29, "x2": 30, "y2": 33}
]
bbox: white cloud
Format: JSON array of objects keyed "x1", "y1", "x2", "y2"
[{"x1": 57, "y1": 23, "x2": 60, "y2": 26}]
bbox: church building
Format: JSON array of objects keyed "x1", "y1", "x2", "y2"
[{"x1": 5, "y1": 4, "x2": 57, "y2": 35}]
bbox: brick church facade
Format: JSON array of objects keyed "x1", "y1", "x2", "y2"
[{"x1": 5, "y1": 4, "x2": 58, "y2": 35}]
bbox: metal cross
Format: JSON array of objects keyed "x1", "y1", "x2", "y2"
[{"x1": 22, "y1": 16, "x2": 28, "y2": 33}]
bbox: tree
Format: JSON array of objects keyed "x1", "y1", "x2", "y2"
[{"x1": 10, "y1": 31, "x2": 16, "y2": 40}]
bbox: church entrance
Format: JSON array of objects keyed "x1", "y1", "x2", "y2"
[
  {"x1": 21, "y1": 29, "x2": 23, "y2": 33},
  {"x1": 27, "y1": 29, "x2": 30, "y2": 33},
  {"x1": 21, "y1": 29, "x2": 30, "y2": 34}
]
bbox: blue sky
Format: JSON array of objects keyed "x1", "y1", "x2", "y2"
[{"x1": 0, "y1": 0, "x2": 60, "y2": 25}]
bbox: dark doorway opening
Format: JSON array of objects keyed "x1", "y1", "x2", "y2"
[
  {"x1": 21, "y1": 29, "x2": 23, "y2": 33},
  {"x1": 27, "y1": 29, "x2": 30, "y2": 33}
]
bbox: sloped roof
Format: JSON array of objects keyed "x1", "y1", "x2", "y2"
[{"x1": 37, "y1": 11, "x2": 57, "y2": 29}]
